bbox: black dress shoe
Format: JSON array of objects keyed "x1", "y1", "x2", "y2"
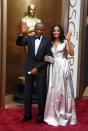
[
  {"x1": 36, "y1": 116, "x2": 44, "y2": 124},
  {"x1": 21, "y1": 116, "x2": 32, "y2": 122},
  {"x1": 36, "y1": 119, "x2": 44, "y2": 124}
]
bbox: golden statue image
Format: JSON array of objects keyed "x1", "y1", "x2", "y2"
[{"x1": 22, "y1": 4, "x2": 41, "y2": 36}]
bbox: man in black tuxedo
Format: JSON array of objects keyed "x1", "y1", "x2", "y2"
[{"x1": 16, "y1": 22, "x2": 51, "y2": 123}]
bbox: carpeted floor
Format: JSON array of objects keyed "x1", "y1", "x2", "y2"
[{"x1": 0, "y1": 99, "x2": 88, "y2": 131}]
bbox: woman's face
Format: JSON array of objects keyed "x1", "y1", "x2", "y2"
[{"x1": 53, "y1": 26, "x2": 60, "y2": 39}]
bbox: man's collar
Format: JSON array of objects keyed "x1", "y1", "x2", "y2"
[
  {"x1": 35, "y1": 35, "x2": 43, "y2": 40},
  {"x1": 35, "y1": 36, "x2": 40, "y2": 40}
]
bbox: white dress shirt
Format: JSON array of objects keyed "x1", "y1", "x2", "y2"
[{"x1": 35, "y1": 36, "x2": 42, "y2": 55}]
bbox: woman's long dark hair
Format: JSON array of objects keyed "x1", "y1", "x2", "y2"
[{"x1": 51, "y1": 24, "x2": 65, "y2": 43}]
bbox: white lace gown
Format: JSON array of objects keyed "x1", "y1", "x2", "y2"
[{"x1": 44, "y1": 41, "x2": 77, "y2": 126}]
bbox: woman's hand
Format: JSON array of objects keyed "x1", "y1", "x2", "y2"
[
  {"x1": 44, "y1": 55, "x2": 54, "y2": 63},
  {"x1": 44, "y1": 55, "x2": 48, "y2": 61},
  {"x1": 65, "y1": 32, "x2": 72, "y2": 41}
]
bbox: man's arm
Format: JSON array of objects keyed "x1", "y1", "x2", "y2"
[
  {"x1": 16, "y1": 21, "x2": 29, "y2": 46},
  {"x1": 16, "y1": 36, "x2": 27, "y2": 46},
  {"x1": 35, "y1": 39, "x2": 52, "y2": 69}
]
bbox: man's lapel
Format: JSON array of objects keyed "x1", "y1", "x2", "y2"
[{"x1": 36, "y1": 36, "x2": 45, "y2": 56}]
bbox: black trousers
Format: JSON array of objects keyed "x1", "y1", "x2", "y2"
[{"x1": 24, "y1": 74, "x2": 47, "y2": 118}]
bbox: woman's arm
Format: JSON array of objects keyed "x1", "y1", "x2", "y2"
[
  {"x1": 65, "y1": 40, "x2": 74, "y2": 56},
  {"x1": 65, "y1": 32, "x2": 74, "y2": 56}
]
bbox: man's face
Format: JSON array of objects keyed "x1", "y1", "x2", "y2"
[
  {"x1": 35, "y1": 24, "x2": 44, "y2": 36},
  {"x1": 28, "y1": 5, "x2": 36, "y2": 17}
]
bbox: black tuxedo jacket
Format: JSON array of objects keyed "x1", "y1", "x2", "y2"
[{"x1": 16, "y1": 35, "x2": 52, "y2": 75}]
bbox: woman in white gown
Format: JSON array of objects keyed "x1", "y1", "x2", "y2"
[{"x1": 44, "y1": 25, "x2": 77, "y2": 126}]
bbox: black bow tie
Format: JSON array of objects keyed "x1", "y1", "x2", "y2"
[{"x1": 35, "y1": 36, "x2": 40, "y2": 40}]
